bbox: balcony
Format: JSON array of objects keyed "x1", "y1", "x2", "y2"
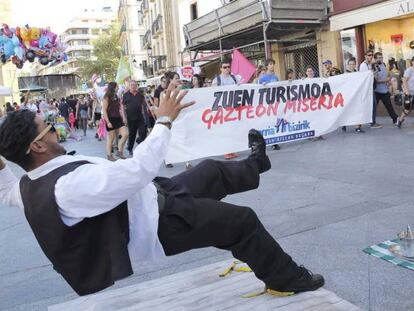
[
  {"x1": 65, "y1": 45, "x2": 94, "y2": 54},
  {"x1": 62, "y1": 33, "x2": 91, "y2": 43},
  {"x1": 151, "y1": 15, "x2": 163, "y2": 38},
  {"x1": 141, "y1": 0, "x2": 149, "y2": 13},
  {"x1": 143, "y1": 30, "x2": 151, "y2": 48},
  {"x1": 153, "y1": 55, "x2": 166, "y2": 73},
  {"x1": 183, "y1": 0, "x2": 327, "y2": 50},
  {"x1": 143, "y1": 65, "x2": 154, "y2": 78}
]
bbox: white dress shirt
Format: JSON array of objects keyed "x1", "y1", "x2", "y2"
[
  {"x1": 0, "y1": 124, "x2": 171, "y2": 261},
  {"x1": 21, "y1": 103, "x2": 38, "y2": 112}
]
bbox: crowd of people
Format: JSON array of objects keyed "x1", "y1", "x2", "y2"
[
  {"x1": 1, "y1": 51, "x2": 412, "y2": 166},
  {"x1": 1, "y1": 51, "x2": 413, "y2": 298}
]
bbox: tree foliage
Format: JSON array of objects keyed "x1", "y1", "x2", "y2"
[{"x1": 78, "y1": 23, "x2": 121, "y2": 82}]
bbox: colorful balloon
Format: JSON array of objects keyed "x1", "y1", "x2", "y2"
[
  {"x1": 31, "y1": 27, "x2": 41, "y2": 40},
  {"x1": 0, "y1": 24, "x2": 66, "y2": 68},
  {"x1": 30, "y1": 39, "x2": 39, "y2": 48},
  {"x1": 26, "y1": 50, "x2": 35, "y2": 62},
  {"x1": 20, "y1": 26, "x2": 31, "y2": 48}
]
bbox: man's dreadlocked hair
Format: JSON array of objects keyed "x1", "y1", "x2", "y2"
[{"x1": 0, "y1": 110, "x2": 38, "y2": 170}]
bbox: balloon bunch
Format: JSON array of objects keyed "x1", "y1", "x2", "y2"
[{"x1": 0, "y1": 24, "x2": 68, "y2": 69}]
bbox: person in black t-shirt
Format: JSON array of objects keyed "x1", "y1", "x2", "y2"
[
  {"x1": 122, "y1": 80, "x2": 147, "y2": 156},
  {"x1": 153, "y1": 77, "x2": 167, "y2": 107}
]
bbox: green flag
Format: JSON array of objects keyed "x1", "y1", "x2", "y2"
[{"x1": 115, "y1": 56, "x2": 132, "y2": 85}]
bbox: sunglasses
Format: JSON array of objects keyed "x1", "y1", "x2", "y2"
[
  {"x1": 367, "y1": 54, "x2": 373, "y2": 57},
  {"x1": 26, "y1": 122, "x2": 56, "y2": 154},
  {"x1": 161, "y1": 80, "x2": 166, "y2": 83},
  {"x1": 222, "y1": 66, "x2": 230, "y2": 69}
]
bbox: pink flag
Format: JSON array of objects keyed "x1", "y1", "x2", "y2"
[{"x1": 231, "y1": 49, "x2": 256, "y2": 83}]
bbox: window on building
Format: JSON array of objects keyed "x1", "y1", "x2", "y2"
[
  {"x1": 124, "y1": 40, "x2": 129, "y2": 55},
  {"x1": 81, "y1": 29, "x2": 88, "y2": 34},
  {"x1": 138, "y1": 10, "x2": 143, "y2": 25},
  {"x1": 81, "y1": 19, "x2": 88, "y2": 23},
  {"x1": 340, "y1": 29, "x2": 357, "y2": 71},
  {"x1": 96, "y1": 19, "x2": 102, "y2": 22},
  {"x1": 92, "y1": 28, "x2": 100, "y2": 35},
  {"x1": 140, "y1": 35, "x2": 145, "y2": 48},
  {"x1": 190, "y1": 2, "x2": 198, "y2": 20}
]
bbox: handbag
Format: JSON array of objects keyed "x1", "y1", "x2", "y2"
[{"x1": 394, "y1": 93, "x2": 403, "y2": 106}]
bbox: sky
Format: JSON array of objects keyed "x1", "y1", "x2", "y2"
[{"x1": 11, "y1": 0, "x2": 119, "y2": 34}]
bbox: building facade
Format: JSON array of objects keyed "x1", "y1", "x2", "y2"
[
  {"x1": 36, "y1": 7, "x2": 116, "y2": 76},
  {"x1": 118, "y1": 0, "x2": 147, "y2": 81},
  {"x1": 0, "y1": 0, "x2": 19, "y2": 106},
  {"x1": 140, "y1": 0, "x2": 182, "y2": 81},
  {"x1": 176, "y1": 0, "x2": 225, "y2": 66}
]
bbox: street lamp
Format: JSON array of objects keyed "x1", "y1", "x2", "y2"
[{"x1": 147, "y1": 46, "x2": 153, "y2": 58}]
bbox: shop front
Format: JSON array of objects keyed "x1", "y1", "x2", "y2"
[{"x1": 331, "y1": 0, "x2": 414, "y2": 110}]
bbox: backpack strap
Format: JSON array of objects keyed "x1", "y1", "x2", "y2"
[
  {"x1": 216, "y1": 75, "x2": 222, "y2": 86},
  {"x1": 230, "y1": 74, "x2": 237, "y2": 84}
]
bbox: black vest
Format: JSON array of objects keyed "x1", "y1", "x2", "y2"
[{"x1": 19, "y1": 161, "x2": 133, "y2": 296}]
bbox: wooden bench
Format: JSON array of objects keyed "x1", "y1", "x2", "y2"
[{"x1": 49, "y1": 260, "x2": 361, "y2": 311}]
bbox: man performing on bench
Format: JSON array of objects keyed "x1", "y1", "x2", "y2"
[{"x1": 0, "y1": 84, "x2": 324, "y2": 296}]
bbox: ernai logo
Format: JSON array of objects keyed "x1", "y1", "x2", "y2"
[
  {"x1": 181, "y1": 66, "x2": 194, "y2": 79},
  {"x1": 275, "y1": 118, "x2": 310, "y2": 133},
  {"x1": 259, "y1": 118, "x2": 314, "y2": 144}
]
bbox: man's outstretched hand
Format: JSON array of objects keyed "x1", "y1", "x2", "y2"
[
  {"x1": 0, "y1": 157, "x2": 5, "y2": 170},
  {"x1": 154, "y1": 83, "x2": 195, "y2": 121}
]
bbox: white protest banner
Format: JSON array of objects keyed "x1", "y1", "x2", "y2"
[{"x1": 166, "y1": 71, "x2": 373, "y2": 163}]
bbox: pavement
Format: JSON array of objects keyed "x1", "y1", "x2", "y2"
[{"x1": 1, "y1": 117, "x2": 414, "y2": 311}]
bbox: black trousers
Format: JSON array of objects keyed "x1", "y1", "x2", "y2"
[
  {"x1": 127, "y1": 118, "x2": 147, "y2": 151},
  {"x1": 157, "y1": 159, "x2": 301, "y2": 289},
  {"x1": 375, "y1": 92, "x2": 398, "y2": 123}
]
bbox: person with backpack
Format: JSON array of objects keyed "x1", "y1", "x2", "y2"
[
  {"x1": 211, "y1": 60, "x2": 240, "y2": 87},
  {"x1": 212, "y1": 60, "x2": 241, "y2": 159}
]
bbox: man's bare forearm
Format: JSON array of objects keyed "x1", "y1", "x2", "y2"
[{"x1": 0, "y1": 157, "x2": 5, "y2": 170}]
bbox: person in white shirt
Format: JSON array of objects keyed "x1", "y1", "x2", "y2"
[
  {"x1": 359, "y1": 50, "x2": 382, "y2": 128},
  {"x1": 20, "y1": 92, "x2": 38, "y2": 113},
  {"x1": 0, "y1": 83, "x2": 323, "y2": 296}
]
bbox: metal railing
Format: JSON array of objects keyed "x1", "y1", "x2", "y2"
[
  {"x1": 143, "y1": 30, "x2": 151, "y2": 48},
  {"x1": 152, "y1": 15, "x2": 163, "y2": 37},
  {"x1": 141, "y1": 0, "x2": 149, "y2": 13},
  {"x1": 183, "y1": 0, "x2": 326, "y2": 48},
  {"x1": 143, "y1": 65, "x2": 154, "y2": 78},
  {"x1": 153, "y1": 55, "x2": 167, "y2": 73}
]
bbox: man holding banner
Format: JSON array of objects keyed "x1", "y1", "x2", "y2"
[
  {"x1": 212, "y1": 60, "x2": 241, "y2": 159},
  {"x1": 259, "y1": 58, "x2": 281, "y2": 150},
  {"x1": 0, "y1": 83, "x2": 324, "y2": 296}
]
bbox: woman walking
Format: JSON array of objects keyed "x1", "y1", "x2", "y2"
[
  {"x1": 76, "y1": 96, "x2": 89, "y2": 136},
  {"x1": 92, "y1": 92, "x2": 103, "y2": 140},
  {"x1": 102, "y1": 82, "x2": 128, "y2": 161}
]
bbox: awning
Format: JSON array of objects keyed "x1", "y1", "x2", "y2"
[
  {"x1": 0, "y1": 85, "x2": 12, "y2": 96},
  {"x1": 330, "y1": 0, "x2": 414, "y2": 31},
  {"x1": 19, "y1": 84, "x2": 48, "y2": 92}
]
